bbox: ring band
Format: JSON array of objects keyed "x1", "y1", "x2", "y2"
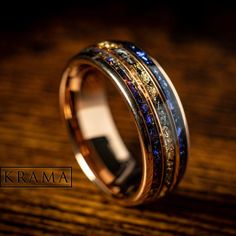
[{"x1": 59, "y1": 41, "x2": 190, "y2": 205}]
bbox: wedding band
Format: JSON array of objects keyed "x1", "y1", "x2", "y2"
[{"x1": 59, "y1": 41, "x2": 190, "y2": 205}]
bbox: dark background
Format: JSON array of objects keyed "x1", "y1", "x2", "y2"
[
  {"x1": 1, "y1": 2, "x2": 236, "y2": 49},
  {"x1": 0, "y1": 1, "x2": 235, "y2": 235}
]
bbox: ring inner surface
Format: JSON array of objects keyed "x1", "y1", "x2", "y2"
[{"x1": 75, "y1": 65, "x2": 142, "y2": 197}]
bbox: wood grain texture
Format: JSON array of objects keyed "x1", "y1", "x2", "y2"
[{"x1": 0, "y1": 14, "x2": 236, "y2": 236}]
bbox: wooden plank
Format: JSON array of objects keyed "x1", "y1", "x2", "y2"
[{"x1": 0, "y1": 19, "x2": 235, "y2": 235}]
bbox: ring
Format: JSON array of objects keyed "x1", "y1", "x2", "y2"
[{"x1": 59, "y1": 41, "x2": 190, "y2": 205}]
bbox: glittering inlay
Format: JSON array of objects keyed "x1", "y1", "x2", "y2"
[
  {"x1": 124, "y1": 43, "x2": 188, "y2": 179},
  {"x1": 83, "y1": 45, "x2": 164, "y2": 195}
]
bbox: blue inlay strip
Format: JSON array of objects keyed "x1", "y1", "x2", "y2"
[{"x1": 124, "y1": 43, "x2": 188, "y2": 176}]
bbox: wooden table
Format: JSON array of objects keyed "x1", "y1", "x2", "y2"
[{"x1": 0, "y1": 11, "x2": 235, "y2": 235}]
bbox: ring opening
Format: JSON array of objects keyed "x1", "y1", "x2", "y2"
[{"x1": 66, "y1": 63, "x2": 143, "y2": 198}]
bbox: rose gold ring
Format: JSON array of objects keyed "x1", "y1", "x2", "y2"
[{"x1": 59, "y1": 41, "x2": 190, "y2": 205}]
